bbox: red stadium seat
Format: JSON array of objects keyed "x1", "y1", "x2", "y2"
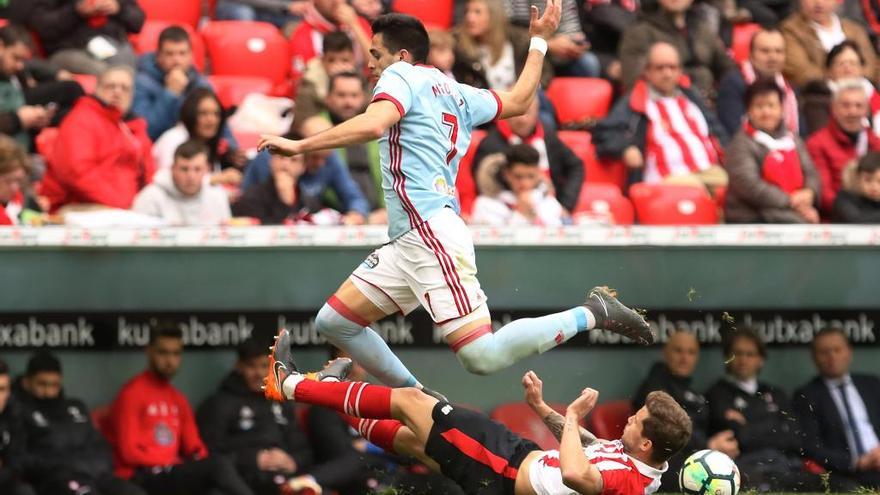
[
  {"x1": 546, "y1": 78, "x2": 613, "y2": 126},
  {"x1": 588, "y1": 400, "x2": 633, "y2": 440},
  {"x1": 35, "y1": 128, "x2": 59, "y2": 161},
  {"x1": 134, "y1": 21, "x2": 206, "y2": 71},
  {"x1": 72, "y1": 74, "x2": 97, "y2": 95},
  {"x1": 201, "y1": 21, "x2": 292, "y2": 96},
  {"x1": 392, "y1": 0, "x2": 454, "y2": 29},
  {"x1": 491, "y1": 402, "x2": 567, "y2": 450},
  {"x1": 556, "y1": 131, "x2": 627, "y2": 188},
  {"x1": 732, "y1": 23, "x2": 761, "y2": 65},
  {"x1": 208, "y1": 75, "x2": 274, "y2": 108},
  {"x1": 629, "y1": 183, "x2": 719, "y2": 225},
  {"x1": 574, "y1": 183, "x2": 635, "y2": 225},
  {"x1": 455, "y1": 129, "x2": 486, "y2": 217},
  {"x1": 138, "y1": 0, "x2": 201, "y2": 27}
]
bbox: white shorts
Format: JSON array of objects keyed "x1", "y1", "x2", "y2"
[{"x1": 351, "y1": 208, "x2": 487, "y2": 326}]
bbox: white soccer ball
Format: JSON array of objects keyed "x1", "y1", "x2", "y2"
[{"x1": 679, "y1": 449, "x2": 740, "y2": 495}]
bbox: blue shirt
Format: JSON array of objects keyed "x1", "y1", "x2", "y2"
[{"x1": 371, "y1": 62, "x2": 501, "y2": 239}]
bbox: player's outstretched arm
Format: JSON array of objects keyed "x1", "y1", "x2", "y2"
[
  {"x1": 560, "y1": 388, "x2": 604, "y2": 495},
  {"x1": 494, "y1": 0, "x2": 561, "y2": 119},
  {"x1": 522, "y1": 371, "x2": 599, "y2": 446},
  {"x1": 258, "y1": 100, "x2": 401, "y2": 156}
]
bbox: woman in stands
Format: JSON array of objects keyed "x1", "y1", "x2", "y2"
[
  {"x1": 724, "y1": 78, "x2": 821, "y2": 223},
  {"x1": 152, "y1": 88, "x2": 247, "y2": 187}
]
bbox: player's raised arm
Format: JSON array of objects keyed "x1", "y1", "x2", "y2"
[
  {"x1": 522, "y1": 371, "x2": 599, "y2": 446},
  {"x1": 257, "y1": 100, "x2": 402, "y2": 157},
  {"x1": 494, "y1": 0, "x2": 561, "y2": 119},
  {"x1": 560, "y1": 388, "x2": 604, "y2": 495}
]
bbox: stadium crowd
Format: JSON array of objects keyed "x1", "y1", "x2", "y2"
[{"x1": 1, "y1": 0, "x2": 880, "y2": 227}]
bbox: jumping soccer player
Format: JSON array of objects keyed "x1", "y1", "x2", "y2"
[
  {"x1": 262, "y1": 330, "x2": 693, "y2": 495},
  {"x1": 257, "y1": 0, "x2": 652, "y2": 392}
]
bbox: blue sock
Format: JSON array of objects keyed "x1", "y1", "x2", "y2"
[
  {"x1": 455, "y1": 307, "x2": 595, "y2": 375},
  {"x1": 315, "y1": 303, "x2": 419, "y2": 388}
]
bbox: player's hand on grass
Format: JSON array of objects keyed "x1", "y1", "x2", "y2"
[
  {"x1": 566, "y1": 387, "x2": 599, "y2": 419},
  {"x1": 258, "y1": 135, "x2": 302, "y2": 157},
  {"x1": 529, "y1": 0, "x2": 562, "y2": 41},
  {"x1": 522, "y1": 371, "x2": 547, "y2": 411}
]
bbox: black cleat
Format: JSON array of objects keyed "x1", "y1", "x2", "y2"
[
  {"x1": 316, "y1": 358, "x2": 353, "y2": 382},
  {"x1": 584, "y1": 286, "x2": 654, "y2": 345}
]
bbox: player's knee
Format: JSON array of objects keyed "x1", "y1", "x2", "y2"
[
  {"x1": 315, "y1": 303, "x2": 360, "y2": 341},
  {"x1": 455, "y1": 349, "x2": 497, "y2": 376}
]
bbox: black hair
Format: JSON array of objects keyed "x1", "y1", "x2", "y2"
[
  {"x1": 323, "y1": 30, "x2": 354, "y2": 54},
  {"x1": 158, "y1": 25, "x2": 191, "y2": 50},
  {"x1": 371, "y1": 13, "x2": 430, "y2": 64},
  {"x1": 237, "y1": 338, "x2": 268, "y2": 362},
  {"x1": 744, "y1": 77, "x2": 785, "y2": 108},
  {"x1": 174, "y1": 139, "x2": 210, "y2": 162},
  {"x1": 179, "y1": 88, "x2": 227, "y2": 164},
  {"x1": 328, "y1": 71, "x2": 366, "y2": 94},
  {"x1": 504, "y1": 143, "x2": 540, "y2": 169},
  {"x1": 149, "y1": 323, "x2": 183, "y2": 345},
  {"x1": 749, "y1": 27, "x2": 783, "y2": 54},
  {"x1": 826, "y1": 40, "x2": 865, "y2": 69},
  {"x1": 26, "y1": 351, "x2": 61, "y2": 376},
  {"x1": 722, "y1": 327, "x2": 767, "y2": 359},
  {"x1": 0, "y1": 23, "x2": 34, "y2": 50},
  {"x1": 858, "y1": 151, "x2": 880, "y2": 174},
  {"x1": 0, "y1": 359, "x2": 8, "y2": 376}
]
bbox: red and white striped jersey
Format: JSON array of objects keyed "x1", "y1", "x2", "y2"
[
  {"x1": 643, "y1": 94, "x2": 719, "y2": 183},
  {"x1": 528, "y1": 439, "x2": 665, "y2": 495}
]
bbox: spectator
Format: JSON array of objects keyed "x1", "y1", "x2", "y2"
[
  {"x1": 781, "y1": 0, "x2": 878, "y2": 88},
  {"x1": 582, "y1": 0, "x2": 638, "y2": 81},
  {"x1": 196, "y1": 338, "x2": 322, "y2": 495},
  {"x1": 15, "y1": 0, "x2": 144, "y2": 75},
  {"x1": 472, "y1": 97, "x2": 583, "y2": 212},
  {"x1": 0, "y1": 359, "x2": 34, "y2": 495},
  {"x1": 0, "y1": 135, "x2": 29, "y2": 226},
  {"x1": 632, "y1": 330, "x2": 740, "y2": 492},
  {"x1": 17, "y1": 351, "x2": 145, "y2": 495},
  {"x1": 834, "y1": 151, "x2": 880, "y2": 222},
  {"x1": 214, "y1": 0, "x2": 305, "y2": 28},
  {"x1": 503, "y1": 0, "x2": 601, "y2": 77},
  {"x1": 132, "y1": 140, "x2": 232, "y2": 226},
  {"x1": 717, "y1": 28, "x2": 800, "y2": 137},
  {"x1": 618, "y1": 0, "x2": 735, "y2": 101},
  {"x1": 807, "y1": 78, "x2": 880, "y2": 214},
  {"x1": 734, "y1": 0, "x2": 793, "y2": 27},
  {"x1": 840, "y1": 0, "x2": 880, "y2": 53},
  {"x1": 239, "y1": 117, "x2": 370, "y2": 223},
  {"x1": 706, "y1": 329, "x2": 826, "y2": 492},
  {"x1": 453, "y1": 0, "x2": 554, "y2": 91},
  {"x1": 350, "y1": 0, "x2": 384, "y2": 22},
  {"x1": 133, "y1": 26, "x2": 213, "y2": 141},
  {"x1": 801, "y1": 41, "x2": 880, "y2": 135},
  {"x1": 109, "y1": 325, "x2": 255, "y2": 495},
  {"x1": 427, "y1": 29, "x2": 456, "y2": 78},
  {"x1": 152, "y1": 88, "x2": 246, "y2": 187},
  {"x1": 293, "y1": 31, "x2": 357, "y2": 129},
  {"x1": 289, "y1": 0, "x2": 372, "y2": 83},
  {"x1": 471, "y1": 144, "x2": 566, "y2": 226},
  {"x1": 0, "y1": 24, "x2": 83, "y2": 150},
  {"x1": 793, "y1": 327, "x2": 880, "y2": 489},
  {"x1": 41, "y1": 66, "x2": 154, "y2": 213},
  {"x1": 725, "y1": 78, "x2": 821, "y2": 223},
  {"x1": 593, "y1": 42, "x2": 728, "y2": 190}
]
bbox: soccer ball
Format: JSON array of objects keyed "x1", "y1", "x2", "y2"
[{"x1": 679, "y1": 449, "x2": 740, "y2": 495}]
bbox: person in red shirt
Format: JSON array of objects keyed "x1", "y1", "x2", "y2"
[
  {"x1": 109, "y1": 325, "x2": 254, "y2": 495},
  {"x1": 289, "y1": 0, "x2": 372, "y2": 84},
  {"x1": 0, "y1": 134, "x2": 29, "y2": 226}
]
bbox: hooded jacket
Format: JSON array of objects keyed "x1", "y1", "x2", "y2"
[
  {"x1": 0, "y1": 398, "x2": 26, "y2": 488},
  {"x1": 131, "y1": 168, "x2": 231, "y2": 226},
  {"x1": 806, "y1": 118, "x2": 880, "y2": 213},
  {"x1": 41, "y1": 95, "x2": 155, "y2": 212},
  {"x1": 133, "y1": 53, "x2": 212, "y2": 141}
]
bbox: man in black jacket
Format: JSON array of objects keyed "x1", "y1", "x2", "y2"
[
  {"x1": 0, "y1": 359, "x2": 35, "y2": 495},
  {"x1": 793, "y1": 327, "x2": 880, "y2": 489},
  {"x1": 197, "y1": 338, "x2": 323, "y2": 495},
  {"x1": 471, "y1": 97, "x2": 583, "y2": 213},
  {"x1": 17, "y1": 351, "x2": 145, "y2": 495},
  {"x1": 633, "y1": 330, "x2": 739, "y2": 492}
]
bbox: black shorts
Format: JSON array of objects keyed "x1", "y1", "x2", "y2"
[{"x1": 424, "y1": 402, "x2": 540, "y2": 495}]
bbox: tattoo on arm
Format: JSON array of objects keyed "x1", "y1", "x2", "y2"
[{"x1": 543, "y1": 411, "x2": 598, "y2": 446}]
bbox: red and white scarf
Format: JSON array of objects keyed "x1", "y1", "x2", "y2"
[
  {"x1": 644, "y1": 93, "x2": 719, "y2": 183},
  {"x1": 741, "y1": 62, "x2": 799, "y2": 135},
  {"x1": 496, "y1": 120, "x2": 551, "y2": 179},
  {"x1": 1, "y1": 190, "x2": 23, "y2": 226},
  {"x1": 745, "y1": 122, "x2": 803, "y2": 193}
]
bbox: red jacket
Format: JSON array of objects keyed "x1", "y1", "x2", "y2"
[
  {"x1": 806, "y1": 118, "x2": 880, "y2": 213},
  {"x1": 109, "y1": 370, "x2": 208, "y2": 479},
  {"x1": 42, "y1": 96, "x2": 155, "y2": 212},
  {"x1": 289, "y1": 6, "x2": 371, "y2": 83}
]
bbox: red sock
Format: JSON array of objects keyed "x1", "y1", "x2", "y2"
[
  {"x1": 341, "y1": 413, "x2": 403, "y2": 453},
  {"x1": 293, "y1": 380, "x2": 392, "y2": 419}
]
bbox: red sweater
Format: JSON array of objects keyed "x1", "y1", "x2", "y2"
[
  {"x1": 41, "y1": 96, "x2": 155, "y2": 213},
  {"x1": 109, "y1": 370, "x2": 207, "y2": 479},
  {"x1": 806, "y1": 119, "x2": 880, "y2": 213}
]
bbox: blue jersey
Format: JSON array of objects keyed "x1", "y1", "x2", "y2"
[{"x1": 371, "y1": 62, "x2": 502, "y2": 239}]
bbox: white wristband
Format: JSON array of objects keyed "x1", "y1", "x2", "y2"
[{"x1": 529, "y1": 37, "x2": 548, "y2": 55}]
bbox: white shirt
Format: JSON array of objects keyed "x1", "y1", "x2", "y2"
[
  {"x1": 824, "y1": 374, "x2": 880, "y2": 465},
  {"x1": 812, "y1": 15, "x2": 846, "y2": 53},
  {"x1": 480, "y1": 41, "x2": 517, "y2": 91},
  {"x1": 471, "y1": 188, "x2": 565, "y2": 226}
]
